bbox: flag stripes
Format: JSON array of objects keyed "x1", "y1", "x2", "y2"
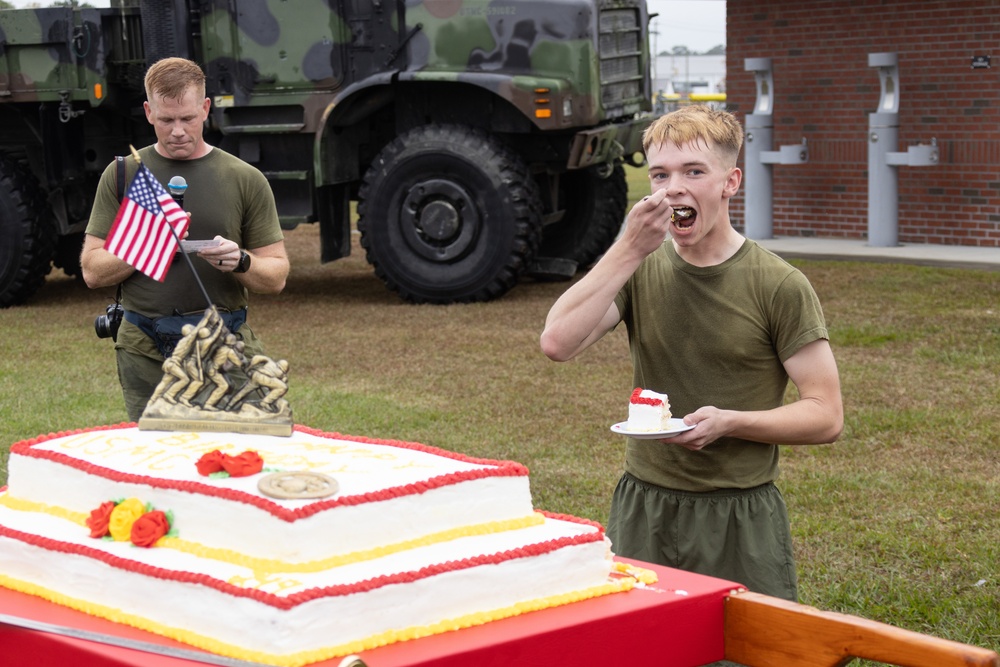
[{"x1": 104, "y1": 165, "x2": 189, "y2": 282}]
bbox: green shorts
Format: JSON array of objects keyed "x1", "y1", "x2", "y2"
[{"x1": 607, "y1": 472, "x2": 798, "y2": 601}]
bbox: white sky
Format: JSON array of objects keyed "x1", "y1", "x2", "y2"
[
  {"x1": 648, "y1": 0, "x2": 727, "y2": 53},
  {"x1": 3, "y1": 0, "x2": 727, "y2": 54}
]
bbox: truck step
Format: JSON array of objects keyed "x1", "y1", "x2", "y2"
[{"x1": 526, "y1": 257, "x2": 578, "y2": 281}]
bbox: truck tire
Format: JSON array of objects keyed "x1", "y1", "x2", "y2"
[
  {"x1": 358, "y1": 124, "x2": 542, "y2": 304},
  {"x1": 537, "y1": 164, "x2": 628, "y2": 270},
  {"x1": 0, "y1": 158, "x2": 54, "y2": 308}
]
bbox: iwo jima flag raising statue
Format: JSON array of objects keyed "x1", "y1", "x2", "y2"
[{"x1": 108, "y1": 147, "x2": 291, "y2": 436}]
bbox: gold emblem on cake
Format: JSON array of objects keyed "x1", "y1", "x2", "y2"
[{"x1": 257, "y1": 471, "x2": 339, "y2": 499}]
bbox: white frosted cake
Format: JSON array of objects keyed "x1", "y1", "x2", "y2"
[
  {"x1": 627, "y1": 388, "x2": 673, "y2": 431},
  {"x1": 0, "y1": 425, "x2": 646, "y2": 666}
]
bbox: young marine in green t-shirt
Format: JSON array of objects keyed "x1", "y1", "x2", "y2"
[{"x1": 540, "y1": 105, "x2": 844, "y2": 600}]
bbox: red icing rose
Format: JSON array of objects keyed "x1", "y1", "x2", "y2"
[
  {"x1": 86, "y1": 500, "x2": 117, "y2": 538},
  {"x1": 221, "y1": 451, "x2": 264, "y2": 477},
  {"x1": 196, "y1": 450, "x2": 226, "y2": 476},
  {"x1": 130, "y1": 510, "x2": 171, "y2": 547}
]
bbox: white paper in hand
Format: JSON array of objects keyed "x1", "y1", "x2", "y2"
[{"x1": 179, "y1": 239, "x2": 223, "y2": 253}]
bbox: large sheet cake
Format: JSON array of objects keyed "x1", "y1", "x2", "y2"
[{"x1": 0, "y1": 425, "x2": 636, "y2": 666}]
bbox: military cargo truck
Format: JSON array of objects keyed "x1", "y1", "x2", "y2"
[{"x1": 0, "y1": 0, "x2": 653, "y2": 306}]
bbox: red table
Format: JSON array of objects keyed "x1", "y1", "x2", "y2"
[{"x1": 0, "y1": 558, "x2": 742, "y2": 667}]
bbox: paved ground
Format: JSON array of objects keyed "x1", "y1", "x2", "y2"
[{"x1": 756, "y1": 236, "x2": 1000, "y2": 272}]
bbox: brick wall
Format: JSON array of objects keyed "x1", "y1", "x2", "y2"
[{"x1": 725, "y1": 0, "x2": 999, "y2": 246}]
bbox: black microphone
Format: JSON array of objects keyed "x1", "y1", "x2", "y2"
[{"x1": 168, "y1": 175, "x2": 187, "y2": 207}]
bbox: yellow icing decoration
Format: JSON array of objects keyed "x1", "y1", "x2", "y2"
[
  {"x1": 0, "y1": 492, "x2": 636, "y2": 665},
  {"x1": 171, "y1": 513, "x2": 547, "y2": 584},
  {"x1": 1, "y1": 493, "x2": 546, "y2": 587},
  {"x1": 0, "y1": 495, "x2": 88, "y2": 525},
  {"x1": 108, "y1": 498, "x2": 145, "y2": 541},
  {"x1": 612, "y1": 561, "x2": 659, "y2": 585},
  {"x1": 0, "y1": 572, "x2": 632, "y2": 667}
]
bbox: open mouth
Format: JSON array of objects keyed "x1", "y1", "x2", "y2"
[{"x1": 671, "y1": 206, "x2": 695, "y2": 229}]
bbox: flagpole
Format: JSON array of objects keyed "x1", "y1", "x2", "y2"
[{"x1": 129, "y1": 145, "x2": 215, "y2": 313}]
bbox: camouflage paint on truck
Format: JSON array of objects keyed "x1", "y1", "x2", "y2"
[
  {"x1": 0, "y1": 0, "x2": 654, "y2": 306},
  {"x1": 0, "y1": 7, "x2": 108, "y2": 106}
]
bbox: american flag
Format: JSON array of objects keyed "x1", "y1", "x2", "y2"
[{"x1": 104, "y1": 164, "x2": 190, "y2": 282}]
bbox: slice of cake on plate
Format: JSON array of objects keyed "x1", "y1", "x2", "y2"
[{"x1": 627, "y1": 388, "x2": 673, "y2": 432}]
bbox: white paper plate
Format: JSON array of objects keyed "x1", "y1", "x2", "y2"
[{"x1": 610, "y1": 419, "x2": 694, "y2": 439}]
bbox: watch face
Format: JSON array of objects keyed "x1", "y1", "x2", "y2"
[{"x1": 237, "y1": 251, "x2": 251, "y2": 273}]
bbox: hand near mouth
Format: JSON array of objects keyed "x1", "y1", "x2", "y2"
[{"x1": 622, "y1": 189, "x2": 673, "y2": 256}]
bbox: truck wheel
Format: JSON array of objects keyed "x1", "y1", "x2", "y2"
[
  {"x1": 358, "y1": 124, "x2": 542, "y2": 304},
  {"x1": 537, "y1": 164, "x2": 627, "y2": 270},
  {"x1": 0, "y1": 158, "x2": 54, "y2": 308}
]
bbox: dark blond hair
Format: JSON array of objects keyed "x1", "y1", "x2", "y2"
[
  {"x1": 642, "y1": 105, "x2": 744, "y2": 168},
  {"x1": 144, "y1": 57, "x2": 206, "y2": 101}
]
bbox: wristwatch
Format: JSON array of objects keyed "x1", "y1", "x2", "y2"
[{"x1": 234, "y1": 250, "x2": 251, "y2": 273}]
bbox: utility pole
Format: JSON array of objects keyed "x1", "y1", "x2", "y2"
[{"x1": 651, "y1": 20, "x2": 660, "y2": 87}]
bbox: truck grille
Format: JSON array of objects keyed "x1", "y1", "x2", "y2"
[
  {"x1": 598, "y1": 8, "x2": 644, "y2": 111},
  {"x1": 109, "y1": 11, "x2": 145, "y2": 63}
]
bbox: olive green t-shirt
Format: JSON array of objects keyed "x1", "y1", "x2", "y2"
[
  {"x1": 614, "y1": 238, "x2": 829, "y2": 492},
  {"x1": 86, "y1": 145, "x2": 283, "y2": 318}
]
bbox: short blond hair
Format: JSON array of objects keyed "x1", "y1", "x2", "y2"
[
  {"x1": 144, "y1": 57, "x2": 206, "y2": 101},
  {"x1": 643, "y1": 105, "x2": 744, "y2": 168}
]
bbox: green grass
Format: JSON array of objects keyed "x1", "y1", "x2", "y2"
[{"x1": 1, "y1": 166, "x2": 998, "y2": 658}]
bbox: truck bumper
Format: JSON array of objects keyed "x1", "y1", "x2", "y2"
[{"x1": 567, "y1": 114, "x2": 655, "y2": 170}]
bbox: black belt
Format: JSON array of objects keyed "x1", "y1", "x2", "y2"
[{"x1": 123, "y1": 308, "x2": 247, "y2": 357}]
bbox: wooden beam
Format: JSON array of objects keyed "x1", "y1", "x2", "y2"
[{"x1": 724, "y1": 591, "x2": 999, "y2": 667}]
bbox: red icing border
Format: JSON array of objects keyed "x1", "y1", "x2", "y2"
[
  {"x1": 0, "y1": 518, "x2": 604, "y2": 611},
  {"x1": 629, "y1": 388, "x2": 664, "y2": 407},
  {"x1": 10, "y1": 424, "x2": 530, "y2": 524},
  {"x1": 537, "y1": 510, "x2": 604, "y2": 532}
]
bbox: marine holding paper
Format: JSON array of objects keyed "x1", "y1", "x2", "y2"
[{"x1": 81, "y1": 57, "x2": 289, "y2": 421}]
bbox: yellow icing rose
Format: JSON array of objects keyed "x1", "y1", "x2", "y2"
[{"x1": 108, "y1": 497, "x2": 147, "y2": 542}]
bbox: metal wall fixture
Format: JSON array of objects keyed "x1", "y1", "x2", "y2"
[
  {"x1": 867, "y1": 52, "x2": 939, "y2": 247},
  {"x1": 742, "y1": 57, "x2": 809, "y2": 240}
]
